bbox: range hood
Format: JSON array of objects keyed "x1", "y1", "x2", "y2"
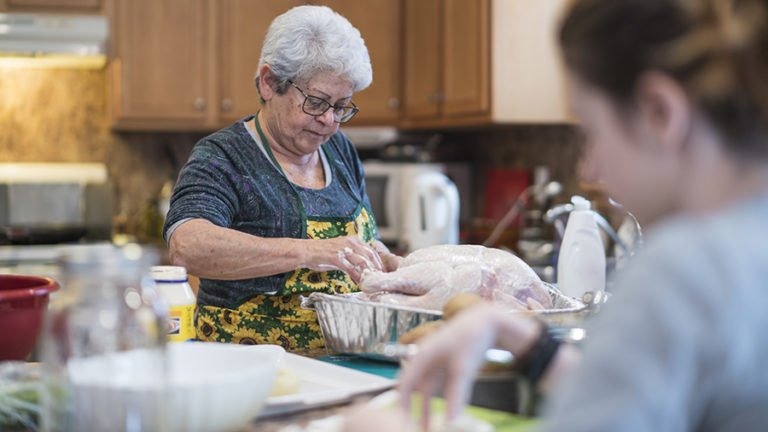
[{"x1": 0, "y1": 12, "x2": 108, "y2": 68}]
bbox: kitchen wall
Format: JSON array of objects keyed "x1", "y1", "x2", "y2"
[
  {"x1": 0, "y1": 67, "x2": 204, "y2": 241},
  {"x1": 1, "y1": 67, "x2": 585, "y2": 244}
]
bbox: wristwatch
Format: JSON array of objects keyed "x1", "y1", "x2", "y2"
[{"x1": 510, "y1": 323, "x2": 561, "y2": 388}]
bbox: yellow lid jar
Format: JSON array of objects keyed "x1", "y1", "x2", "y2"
[{"x1": 151, "y1": 266, "x2": 197, "y2": 342}]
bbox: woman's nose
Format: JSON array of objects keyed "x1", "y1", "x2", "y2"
[{"x1": 317, "y1": 107, "x2": 336, "y2": 126}]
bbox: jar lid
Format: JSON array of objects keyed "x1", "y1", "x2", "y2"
[{"x1": 150, "y1": 265, "x2": 188, "y2": 282}]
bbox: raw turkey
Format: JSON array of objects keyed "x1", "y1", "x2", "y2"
[{"x1": 359, "y1": 244, "x2": 553, "y2": 311}]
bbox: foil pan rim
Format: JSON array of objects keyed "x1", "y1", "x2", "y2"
[
  {"x1": 301, "y1": 285, "x2": 587, "y2": 316},
  {"x1": 302, "y1": 292, "x2": 444, "y2": 317}
]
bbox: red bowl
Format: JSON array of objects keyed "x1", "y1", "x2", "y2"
[{"x1": 0, "y1": 275, "x2": 59, "y2": 361}]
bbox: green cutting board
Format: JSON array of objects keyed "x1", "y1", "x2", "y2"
[{"x1": 410, "y1": 394, "x2": 537, "y2": 432}]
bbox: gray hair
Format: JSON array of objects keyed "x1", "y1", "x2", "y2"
[{"x1": 255, "y1": 5, "x2": 372, "y2": 103}]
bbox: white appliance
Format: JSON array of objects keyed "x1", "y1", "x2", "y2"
[{"x1": 363, "y1": 161, "x2": 460, "y2": 252}]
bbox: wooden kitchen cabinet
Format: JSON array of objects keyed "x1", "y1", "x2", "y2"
[
  {"x1": 403, "y1": 0, "x2": 490, "y2": 125},
  {"x1": 402, "y1": 0, "x2": 441, "y2": 120},
  {"x1": 316, "y1": 0, "x2": 402, "y2": 124},
  {"x1": 109, "y1": 0, "x2": 401, "y2": 131},
  {"x1": 110, "y1": 0, "x2": 212, "y2": 130},
  {"x1": 217, "y1": 0, "x2": 303, "y2": 127},
  {"x1": 402, "y1": 0, "x2": 573, "y2": 128},
  {"x1": 110, "y1": 0, "x2": 301, "y2": 131}
]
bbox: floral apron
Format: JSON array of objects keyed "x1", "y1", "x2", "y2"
[{"x1": 196, "y1": 118, "x2": 377, "y2": 351}]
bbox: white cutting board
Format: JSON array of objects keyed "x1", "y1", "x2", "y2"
[{"x1": 259, "y1": 353, "x2": 394, "y2": 418}]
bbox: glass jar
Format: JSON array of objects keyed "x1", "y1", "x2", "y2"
[{"x1": 40, "y1": 243, "x2": 168, "y2": 432}]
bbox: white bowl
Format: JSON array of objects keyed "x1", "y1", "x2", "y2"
[{"x1": 64, "y1": 342, "x2": 284, "y2": 432}]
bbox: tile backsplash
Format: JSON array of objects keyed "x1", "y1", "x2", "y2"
[{"x1": 1, "y1": 68, "x2": 204, "y2": 241}]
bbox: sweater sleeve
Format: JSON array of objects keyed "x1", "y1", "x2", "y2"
[
  {"x1": 163, "y1": 137, "x2": 242, "y2": 242},
  {"x1": 537, "y1": 226, "x2": 722, "y2": 432}
]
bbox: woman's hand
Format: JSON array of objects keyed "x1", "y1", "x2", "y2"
[
  {"x1": 373, "y1": 240, "x2": 402, "y2": 272},
  {"x1": 300, "y1": 235, "x2": 384, "y2": 283},
  {"x1": 397, "y1": 304, "x2": 541, "y2": 429}
]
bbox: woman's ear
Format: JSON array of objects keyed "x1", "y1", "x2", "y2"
[
  {"x1": 257, "y1": 64, "x2": 277, "y2": 101},
  {"x1": 635, "y1": 71, "x2": 693, "y2": 153}
]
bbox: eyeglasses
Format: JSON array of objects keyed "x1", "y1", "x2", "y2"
[{"x1": 288, "y1": 80, "x2": 359, "y2": 123}]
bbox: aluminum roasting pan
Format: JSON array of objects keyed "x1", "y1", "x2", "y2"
[
  {"x1": 302, "y1": 292, "x2": 442, "y2": 361},
  {"x1": 301, "y1": 284, "x2": 587, "y2": 361}
]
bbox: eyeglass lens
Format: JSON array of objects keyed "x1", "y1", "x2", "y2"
[{"x1": 290, "y1": 81, "x2": 358, "y2": 123}]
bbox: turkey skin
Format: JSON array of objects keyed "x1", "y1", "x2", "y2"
[{"x1": 359, "y1": 244, "x2": 553, "y2": 311}]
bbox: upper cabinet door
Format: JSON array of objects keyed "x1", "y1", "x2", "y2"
[
  {"x1": 316, "y1": 0, "x2": 402, "y2": 124},
  {"x1": 442, "y1": 0, "x2": 489, "y2": 118},
  {"x1": 110, "y1": 0, "x2": 211, "y2": 129},
  {"x1": 403, "y1": 0, "x2": 441, "y2": 120},
  {"x1": 218, "y1": 0, "x2": 304, "y2": 126}
]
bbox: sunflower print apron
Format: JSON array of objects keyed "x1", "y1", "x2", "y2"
[{"x1": 196, "y1": 118, "x2": 377, "y2": 351}]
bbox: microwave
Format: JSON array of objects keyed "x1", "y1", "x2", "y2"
[{"x1": 363, "y1": 161, "x2": 459, "y2": 252}]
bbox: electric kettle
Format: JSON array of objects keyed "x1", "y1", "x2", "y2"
[{"x1": 400, "y1": 171, "x2": 460, "y2": 252}]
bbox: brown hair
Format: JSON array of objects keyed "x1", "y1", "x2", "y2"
[{"x1": 559, "y1": 0, "x2": 768, "y2": 158}]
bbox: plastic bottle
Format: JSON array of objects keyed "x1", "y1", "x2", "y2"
[
  {"x1": 556, "y1": 196, "x2": 606, "y2": 298},
  {"x1": 150, "y1": 266, "x2": 196, "y2": 342}
]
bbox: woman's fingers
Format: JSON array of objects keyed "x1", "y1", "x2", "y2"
[
  {"x1": 338, "y1": 248, "x2": 368, "y2": 283},
  {"x1": 364, "y1": 244, "x2": 385, "y2": 271},
  {"x1": 349, "y1": 236, "x2": 384, "y2": 272},
  {"x1": 373, "y1": 240, "x2": 402, "y2": 272},
  {"x1": 336, "y1": 238, "x2": 384, "y2": 277},
  {"x1": 304, "y1": 236, "x2": 385, "y2": 282}
]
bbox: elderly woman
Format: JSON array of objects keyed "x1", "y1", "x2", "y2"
[
  {"x1": 345, "y1": 0, "x2": 768, "y2": 430},
  {"x1": 163, "y1": 5, "x2": 398, "y2": 352}
]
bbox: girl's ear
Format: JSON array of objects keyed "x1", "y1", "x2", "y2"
[{"x1": 635, "y1": 71, "x2": 693, "y2": 154}]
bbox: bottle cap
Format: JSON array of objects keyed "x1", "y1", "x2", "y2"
[
  {"x1": 150, "y1": 265, "x2": 188, "y2": 282},
  {"x1": 571, "y1": 195, "x2": 591, "y2": 211}
]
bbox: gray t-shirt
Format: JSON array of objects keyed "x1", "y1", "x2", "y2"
[{"x1": 539, "y1": 193, "x2": 768, "y2": 431}]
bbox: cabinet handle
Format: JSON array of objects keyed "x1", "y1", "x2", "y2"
[
  {"x1": 387, "y1": 97, "x2": 400, "y2": 110},
  {"x1": 194, "y1": 98, "x2": 207, "y2": 110},
  {"x1": 221, "y1": 98, "x2": 233, "y2": 111},
  {"x1": 425, "y1": 93, "x2": 444, "y2": 103}
]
